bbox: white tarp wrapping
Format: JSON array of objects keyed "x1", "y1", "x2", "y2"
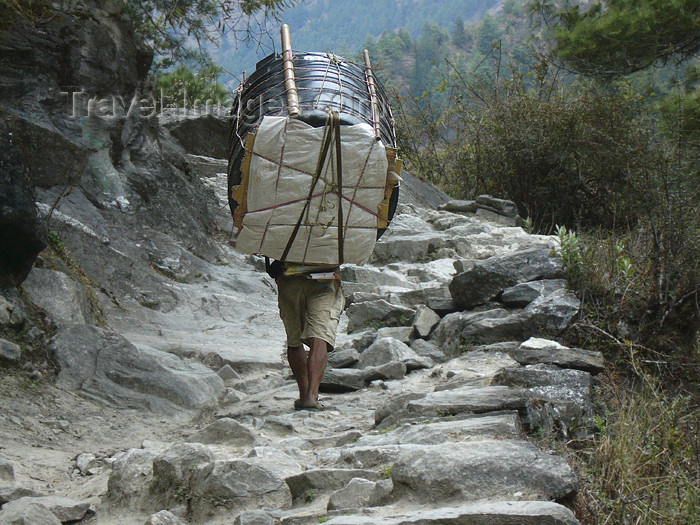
[{"x1": 236, "y1": 116, "x2": 388, "y2": 265}]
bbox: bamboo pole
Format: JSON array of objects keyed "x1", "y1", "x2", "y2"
[
  {"x1": 281, "y1": 24, "x2": 300, "y2": 117},
  {"x1": 363, "y1": 49, "x2": 381, "y2": 140}
]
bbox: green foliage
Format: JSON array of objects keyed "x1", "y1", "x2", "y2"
[
  {"x1": 394, "y1": 3, "x2": 698, "y2": 380},
  {"x1": 553, "y1": 225, "x2": 585, "y2": 284},
  {"x1": 124, "y1": 0, "x2": 296, "y2": 67},
  {"x1": 452, "y1": 18, "x2": 469, "y2": 49},
  {"x1": 531, "y1": 0, "x2": 700, "y2": 78},
  {"x1": 0, "y1": 0, "x2": 52, "y2": 29},
  {"x1": 398, "y1": 67, "x2": 660, "y2": 231},
  {"x1": 157, "y1": 64, "x2": 229, "y2": 107},
  {"x1": 215, "y1": 0, "x2": 501, "y2": 78}
]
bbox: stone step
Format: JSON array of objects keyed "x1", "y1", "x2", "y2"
[
  {"x1": 323, "y1": 500, "x2": 580, "y2": 525},
  {"x1": 356, "y1": 412, "x2": 523, "y2": 447}
]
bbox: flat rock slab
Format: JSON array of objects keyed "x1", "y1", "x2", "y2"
[
  {"x1": 51, "y1": 324, "x2": 225, "y2": 413},
  {"x1": 4, "y1": 495, "x2": 91, "y2": 522},
  {"x1": 501, "y1": 279, "x2": 568, "y2": 307},
  {"x1": 327, "y1": 478, "x2": 392, "y2": 511},
  {"x1": 325, "y1": 500, "x2": 580, "y2": 524},
  {"x1": 391, "y1": 440, "x2": 578, "y2": 504},
  {"x1": 406, "y1": 386, "x2": 529, "y2": 417},
  {"x1": 189, "y1": 418, "x2": 258, "y2": 447},
  {"x1": 509, "y1": 338, "x2": 605, "y2": 374},
  {"x1": 285, "y1": 469, "x2": 381, "y2": 499},
  {"x1": 433, "y1": 351, "x2": 521, "y2": 390},
  {"x1": 0, "y1": 486, "x2": 43, "y2": 505},
  {"x1": 356, "y1": 412, "x2": 522, "y2": 447},
  {"x1": 0, "y1": 499, "x2": 61, "y2": 525}
]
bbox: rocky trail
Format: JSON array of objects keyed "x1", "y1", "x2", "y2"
[
  {"x1": 0, "y1": 3, "x2": 604, "y2": 523},
  {"x1": 2, "y1": 133, "x2": 602, "y2": 524}
]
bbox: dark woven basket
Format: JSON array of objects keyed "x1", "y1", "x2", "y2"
[{"x1": 227, "y1": 51, "x2": 398, "y2": 237}]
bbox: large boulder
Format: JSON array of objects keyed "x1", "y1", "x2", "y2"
[
  {"x1": 494, "y1": 364, "x2": 594, "y2": 437},
  {"x1": 0, "y1": 458, "x2": 15, "y2": 483},
  {"x1": 398, "y1": 170, "x2": 450, "y2": 209},
  {"x1": 431, "y1": 309, "x2": 524, "y2": 355},
  {"x1": 51, "y1": 324, "x2": 225, "y2": 413},
  {"x1": 0, "y1": 338, "x2": 22, "y2": 365},
  {"x1": 327, "y1": 478, "x2": 392, "y2": 511},
  {"x1": 188, "y1": 451, "x2": 302, "y2": 519},
  {"x1": 372, "y1": 232, "x2": 449, "y2": 263},
  {"x1": 1, "y1": 113, "x2": 89, "y2": 188},
  {"x1": 412, "y1": 305, "x2": 440, "y2": 338},
  {"x1": 0, "y1": 1, "x2": 152, "y2": 109},
  {"x1": 508, "y1": 338, "x2": 605, "y2": 374},
  {"x1": 449, "y1": 248, "x2": 563, "y2": 309}
]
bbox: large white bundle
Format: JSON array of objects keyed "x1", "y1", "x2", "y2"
[{"x1": 236, "y1": 116, "x2": 388, "y2": 265}]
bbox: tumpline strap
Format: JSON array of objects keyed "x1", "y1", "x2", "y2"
[{"x1": 334, "y1": 114, "x2": 344, "y2": 265}]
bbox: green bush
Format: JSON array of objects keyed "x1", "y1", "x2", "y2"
[{"x1": 157, "y1": 64, "x2": 230, "y2": 108}]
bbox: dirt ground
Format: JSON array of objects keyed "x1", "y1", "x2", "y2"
[{"x1": 0, "y1": 369, "x2": 193, "y2": 519}]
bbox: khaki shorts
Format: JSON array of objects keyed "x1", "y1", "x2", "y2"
[{"x1": 276, "y1": 275, "x2": 345, "y2": 349}]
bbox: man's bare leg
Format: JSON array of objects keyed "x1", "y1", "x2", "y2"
[
  {"x1": 301, "y1": 337, "x2": 328, "y2": 408},
  {"x1": 287, "y1": 345, "x2": 308, "y2": 404}
]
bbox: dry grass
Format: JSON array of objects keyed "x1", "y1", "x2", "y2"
[{"x1": 566, "y1": 371, "x2": 699, "y2": 525}]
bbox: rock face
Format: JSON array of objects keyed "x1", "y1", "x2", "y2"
[
  {"x1": 0, "y1": 132, "x2": 47, "y2": 286},
  {"x1": 51, "y1": 324, "x2": 225, "y2": 413},
  {"x1": 161, "y1": 111, "x2": 229, "y2": 159}
]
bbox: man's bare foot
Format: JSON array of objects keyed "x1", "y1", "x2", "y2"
[{"x1": 299, "y1": 398, "x2": 323, "y2": 410}]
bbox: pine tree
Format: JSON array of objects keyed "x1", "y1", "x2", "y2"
[{"x1": 533, "y1": 0, "x2": 700, "y2": 78}]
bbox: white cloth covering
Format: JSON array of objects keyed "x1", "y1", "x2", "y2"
[{"x1": 236, "y1": 116, "x2": 388, "y2": 265}]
